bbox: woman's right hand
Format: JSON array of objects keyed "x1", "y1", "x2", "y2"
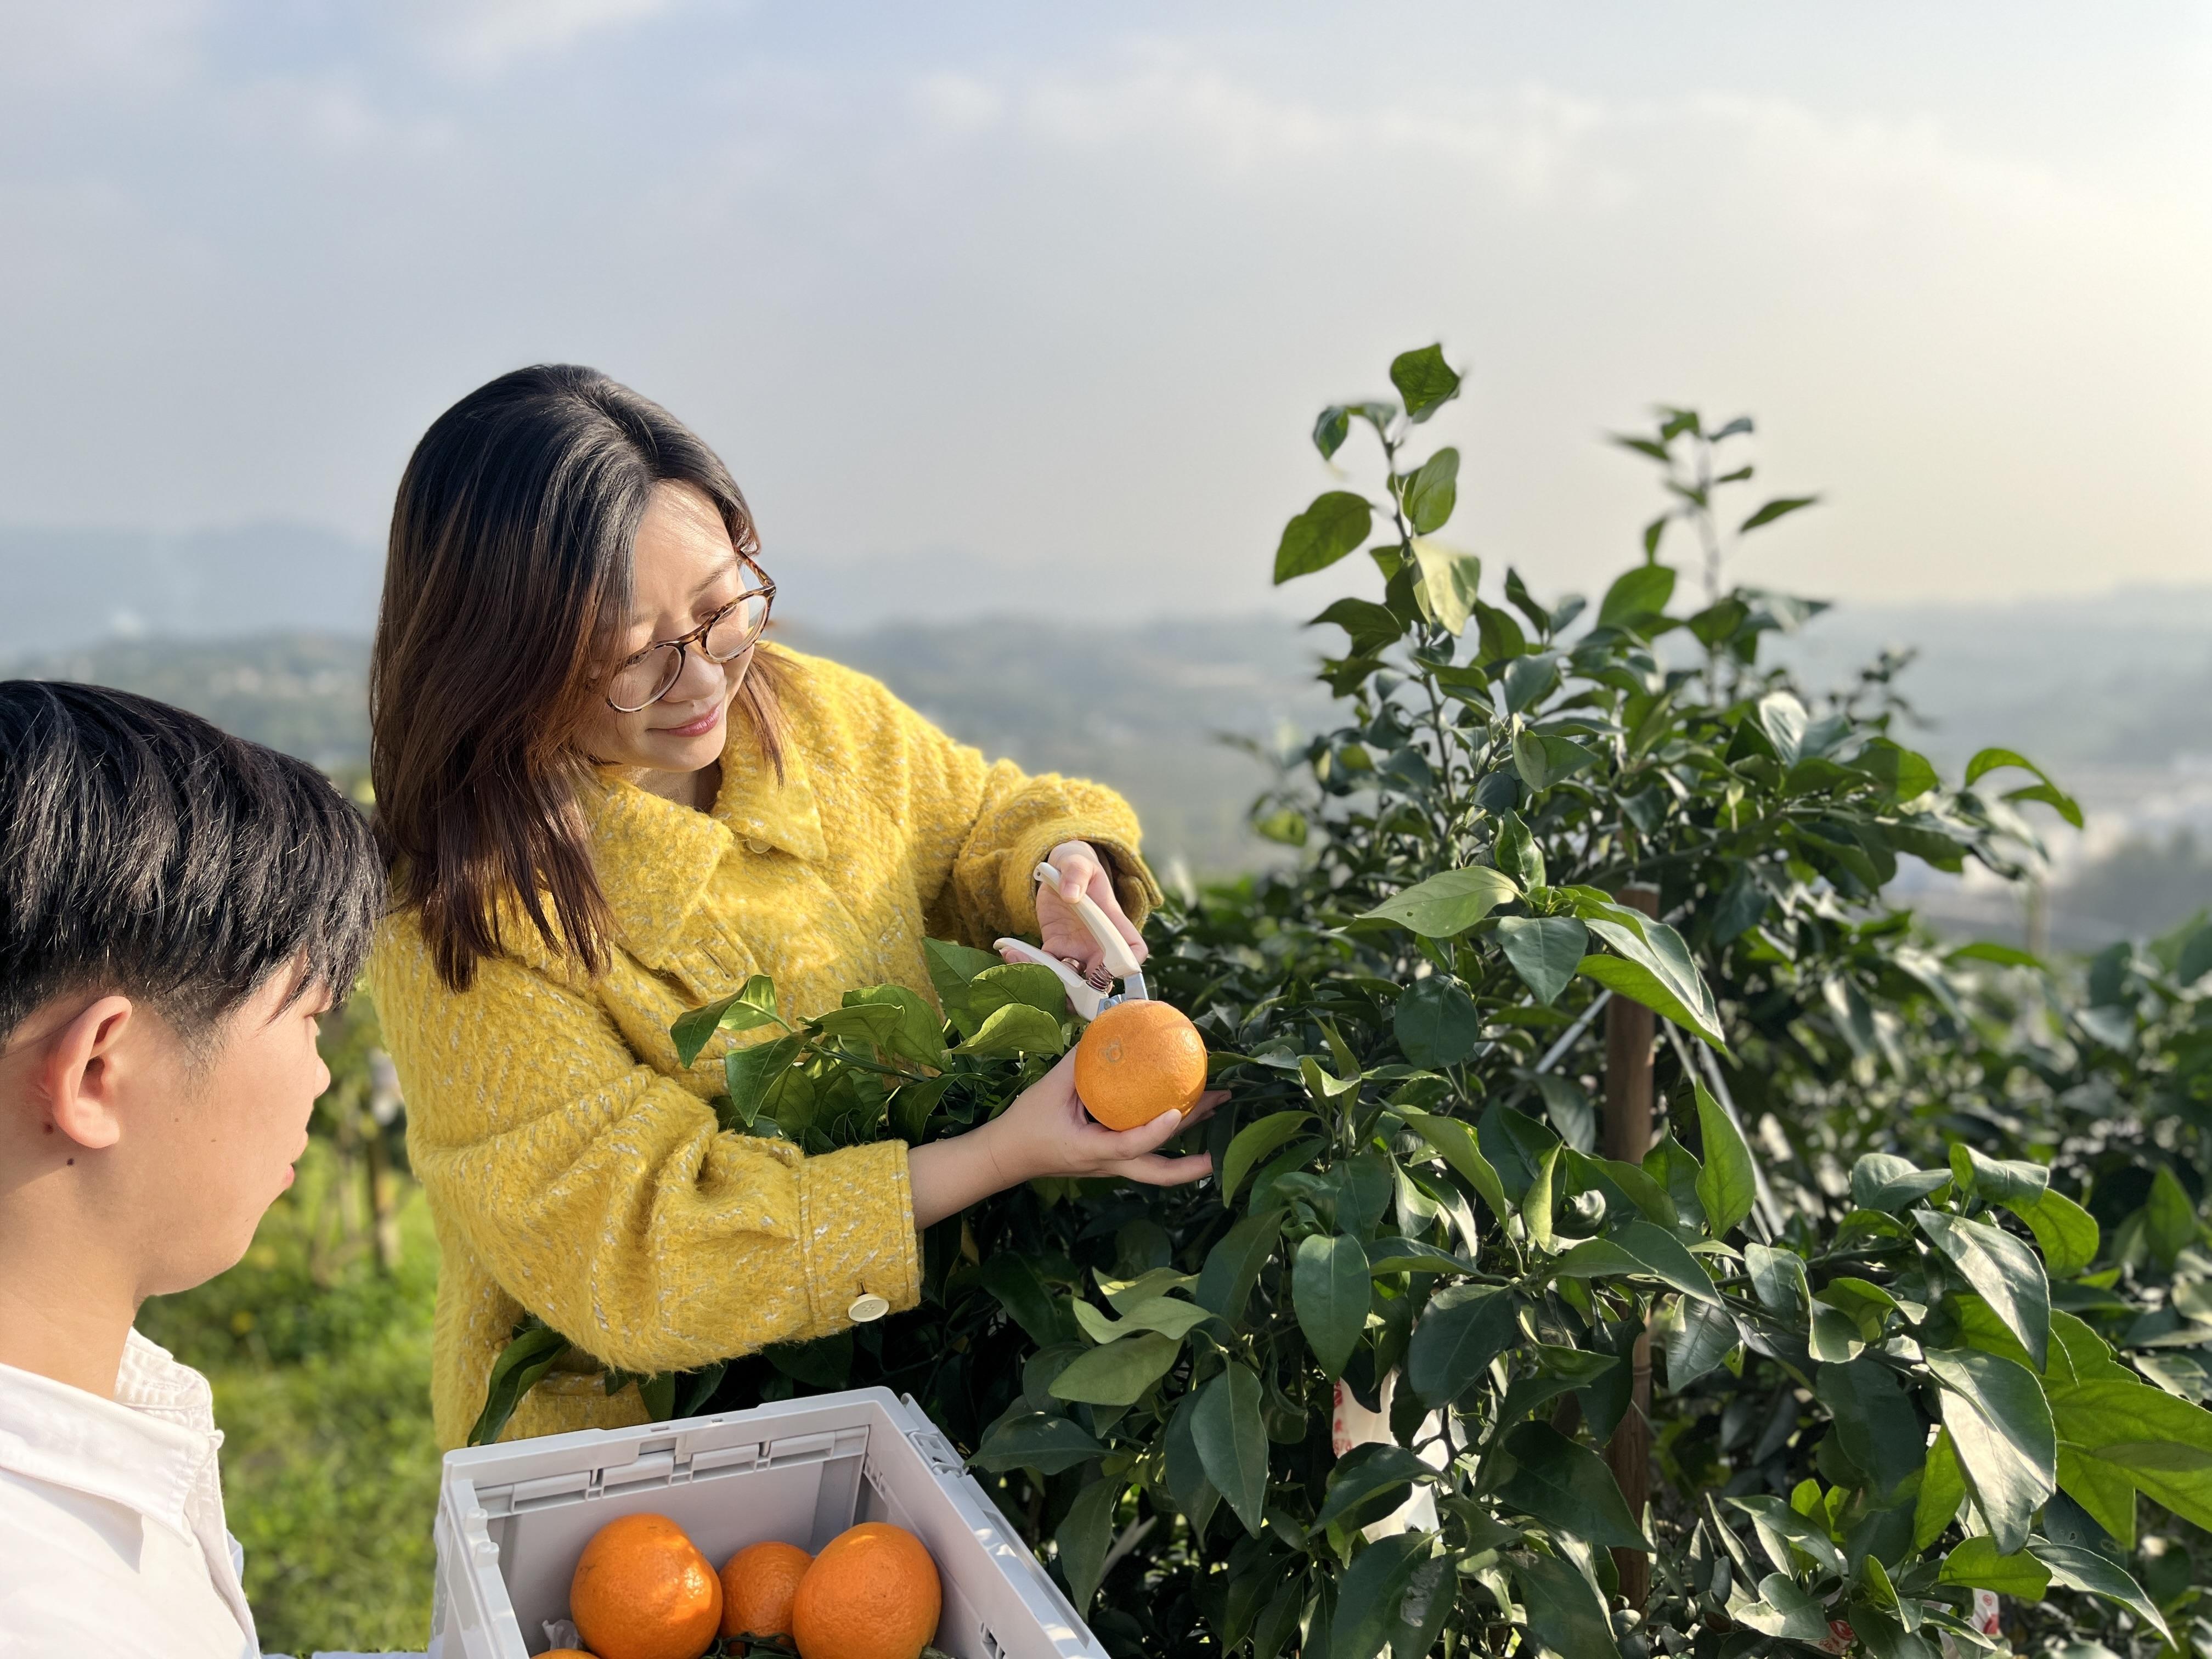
[{"x1": 907, "y1": 1052, "x2": 1221, "y2": 1230}]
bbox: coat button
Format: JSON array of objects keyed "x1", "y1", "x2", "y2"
[
  {"x1": 848, "y1": 1294, "x2": 890, "y2": 1323},
  {"x1": 743, "y1": 837, "x2": 773, "y2": 855}
]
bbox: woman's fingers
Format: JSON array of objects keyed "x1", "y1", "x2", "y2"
[
  {"x1": 1113, "y1": 1152, "x2": 1216, "y2": 1187},
  {"x1": 1090, "y1": 1106, "x2": 1187, "y2": 1158}
]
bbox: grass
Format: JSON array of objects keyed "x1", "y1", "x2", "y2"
[{"x1": 137, "y1": 1143, "x2": 441, "y2": 1656}]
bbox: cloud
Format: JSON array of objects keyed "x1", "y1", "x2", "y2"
[{"x1": 403, "y1": 0, "x2": 690, "y2": 75}]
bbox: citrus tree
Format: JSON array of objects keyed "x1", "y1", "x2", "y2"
[{"x1": 478, "y1": 346, "x2": 2212, "y2": 1658}]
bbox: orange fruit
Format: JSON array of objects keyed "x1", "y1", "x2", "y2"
[
  {"x1": 569, "y1": 1512, "x2": 723, "y2": 1659},
  {"x1": 720, "y1": 1539, "x2": 813, "y2": 1639},
  {"x1": 1074, "y1": 999, "x2": 1207, "y2": 1130},
  {"x1": 790, "y1": 1521, "x2": 941, "y2": 1659},
  {"x1": 543, "y1": 1652, "x2": 597, "y2": 1658}
]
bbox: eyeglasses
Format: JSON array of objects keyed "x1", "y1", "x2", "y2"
[{"x1": 604, "y1": 558, "x2": 777, "y2": 712}]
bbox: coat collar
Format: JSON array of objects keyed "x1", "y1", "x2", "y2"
[{"x1": 586, "y1": 721, "x2": 826, "y2": 965}]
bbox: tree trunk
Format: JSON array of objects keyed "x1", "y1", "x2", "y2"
[{"x1": 1604, "y1": 883, "x2": 1660, "y2": 1610}]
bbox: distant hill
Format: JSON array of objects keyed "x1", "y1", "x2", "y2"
[
  {"x1": 4, "y1": 537, "x2": 2207, "y2": 940},
  {"x1": 0, "y1": 522, "x2": 380, "y2": 653}
]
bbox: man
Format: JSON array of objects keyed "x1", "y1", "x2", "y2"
[{"x1": 0, "y1": 681, "x2": 383, "y2": 1657}]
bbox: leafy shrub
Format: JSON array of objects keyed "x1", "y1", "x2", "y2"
[{"x1": 483, "y1": 347, "x2": 2212, "y2": 1657}]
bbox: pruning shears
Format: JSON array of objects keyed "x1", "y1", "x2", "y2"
[{"x1": 995, "y1": 860, "x2": 1148, "y2": 1022}]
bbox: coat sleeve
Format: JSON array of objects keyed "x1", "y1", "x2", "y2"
[
  {"x1": 818, "y1": 664, "x2": 1163, "y2": 949},
  {"x1": 374, "y1": 919, "x2": 919, "y2": 1377}
]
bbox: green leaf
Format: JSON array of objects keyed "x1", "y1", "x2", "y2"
[
  {"x1": 1550, "y1": 1220, "x2": 1724, "y2": 1306},
  {"x1": 837, "y1": 983, "x2": 949, "y2": 1069},
  {"x1": 2029, "y1": 1540, "x2": 2172, "y2": 1644},
  {"x1": 1313, "y1": 404, "x2": 1352, "y2": 460},
  {"x1": 1948, "y1": 1144, "x2": 2048, "y2": 1207},
  {"x1": 1193, "y1": 1363, "x2": 1269, "y2": 1534},
  {"x1": 979, "y1": 1254, "x2": 1075, "y2": 1347},
  {"x1": 1048, "y1": 1331, "x2": 1181, "y2": 1406},
  {"x1": 1389, "y1": 344, "x2": 1461, "y2": 424},
  {"x1": 1597, "y1": 563, "x2": 1677, "y2": 631},
  {"x1": 952, "y1": 1001, "x2": 1067, "y2": 1057},
  {"x1": 1691, "y1": 1080, "x2": 1756, "y2": 1239},
  {"x1": 1197, "y1": 1208, "x2": 1284, "y2": 1322},
  {"x1": 1310, "y1": 597, "x2": 1407, "y2": 657},
  {"x1": 671, "y1": 973, "x2": 783, "y2": 1066},
  {"x1": 2013, "y1": 1187, "x2": 2100, "y2": 1278},
  {"x1": 1816, "y1": 1358, "x2": 1926, "y2": 1501},
  {"x1": 466, "y1": 1323, "x2": 571, "y2": 1447},
  {"x1": 1390, "y1": 1552, "x2": 1455, "y2": 1659},
  {"x1": 1924, "y1": 1346, "x2": 2056, "y2": 1554},
  {"x1": 2145, "y1": 1164, "x2": 2198, "y2": 1269},
  {"x1": 1492, "y1": 809, "x2": 1543, "y2": 888},
  {"x1": 1510, "y1": 1550, "x2": 1620, "y2": 1659},
  {"x1": 1274, "y1": 490, "x2": 1375, "y2": 584},
  {"x1": 1913, "y1": 1427, "x2": 1965, "y2": 1549},
  {"x1": 1329, "y1": 1531, "x2": 1429, "y2": 1659},
  {"x1": 1937, "y1": 1535, "x2": 2048, "y2": 1597},
  {"x1": 1663, "y1": 1296, "x2": 1741, "y2": 1387},
  {"x1": 1852, "y1": 1153, "x2": 1950, "y2": 1214},
  {"x1": 967, "y1": 961, "x2": 1072, "y2": 1022},
  {"x1": 1496, "y1": 917, "x2": 1586, "y2": 1006},
  {"x1": 1398, "y1": 447, "x2": 1460, "y2": 535},
  {"x1": 1511, "y1": 728, "x2": 1599, "y2": 793},
  {"x1": 1293, "y1": 1233, "x2": 1373, "y2": 1378},
  {"x1": 722, "y1": 1031, "x2": 805, "y2": 1128},
  {"x1": 924, "y1": 935, "x2": 997, "y2": 998},
  {"x1": 1357, "y1": 867, "x2": 1521, "y2": 937},
  {"x1": 1057, "y1": 1477, "x2": 1119, "y2": 1611},
  {"x1": 1393, "y1": 974, "x2": 1482, "y2": 1069},
  {"x1": 1398, "y1": 1109, "x2": 1512, "y2": 1223},
  {"x1": 1497, "y1": 1421, "x2": 1650, "y2": 1549},
  {"x1": 1745, "y1": 1242, "x2": 1809, "y2": 1314},
  {"x1": 1727, "y1": 1494, "x2": 1845, "y2": 1577},
  {"x1": 1734, "y1": 1573, "x2": 1832, "y2": 1643},
  {"x1": 1221, "y1": 1111, "x2": 1317, "y2": 1204},
  {"x1": 1163, "y1": 1393, "x2": 1220, "y2": 1536},
  {"x1": 1738, "y1": 494, "x2": 1820, "y2": 533},
  {"x1": 1963, "y1": 747, "x2": 2082, "y2": 828},
  {"x1": 970, "y1": 1410, "x2": 1104, "y2": 1475},
  {"x1": 1573, "y1": 907, "x2": 1727, "y2": 1049},
  {"x1": 1914, "y1": 1209, "x2": 2050, "y2": 1371},
  {"x1": 1313, "y1": 1442, "x2": 1436, "y2": 1533},
  {"x1": 2047, "y1": 1368, "x2": 2212, "y2": 1533},
  {"x1": 1406, "y1": 1282, "x2": 1518, "y2": 1405},
  {"x1": 1071, "y1": 1294, "x2": 1211, "y2": 1345},
  {"x1": 1409, "y1": 538, "x2": 1482, "y2": 633}
]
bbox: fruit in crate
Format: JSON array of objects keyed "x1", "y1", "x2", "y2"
[
  {"x1": 1073, "y1": 998, "x2": 1207, "y2": 1129},
  {"x1": 720, "y1": 1538, "x2": 813, "y2": 1639},
  {"x1": 791, "y1": 1521, "x2": 943, "y2": 1659},
  {"x1": 569, "y1": 1512, "x2": 723, "y2": 1659}
]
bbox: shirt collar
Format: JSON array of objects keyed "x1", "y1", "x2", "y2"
[
  {"x1": 586, "y1": 721, "x2": 826, "y2": 966},
  {"x1": 0, "y1": 1331, "x2": 218, "y2": 1542}
]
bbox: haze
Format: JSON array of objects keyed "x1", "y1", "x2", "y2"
[{"x1": 2, "y1": 2, "x2": 2206, "y2": 627}]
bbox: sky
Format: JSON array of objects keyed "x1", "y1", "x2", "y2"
[{"x1": 1, "y1": 1, "x2": 2207, "y2": 628}]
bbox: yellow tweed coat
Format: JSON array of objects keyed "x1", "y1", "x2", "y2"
[{"x1": 371, "y1": 647, "x2": 1158, "y2": 1448}]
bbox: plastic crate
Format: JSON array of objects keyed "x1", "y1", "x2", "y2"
[{"x1": 429, "y1": 1386, "x2": 1107, "y2": 1659}]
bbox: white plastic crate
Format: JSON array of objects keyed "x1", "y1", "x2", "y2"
[{"x1": 429, "y1": 1386, "x2": 1108, "y2": 1659}]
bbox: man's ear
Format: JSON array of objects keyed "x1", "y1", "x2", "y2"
[{"x1": 39, "y1": 996, "x2": 137, "y2": 1152}]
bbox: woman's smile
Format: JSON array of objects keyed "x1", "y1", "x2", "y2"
[{"x1": 656, "y1": 701, "x2": 723, "y2": 738}]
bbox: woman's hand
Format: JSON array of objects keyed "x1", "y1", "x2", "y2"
[
  {"x1": 1035, "y1": 840, "x2": 1147, "y2": 979},
  {"x1": 907, "y1": 1052, "x2": 1222, "y2": 1229}
]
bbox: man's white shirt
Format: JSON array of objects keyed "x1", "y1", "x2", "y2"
[{"x1": 0, "y1": 1329, "x2": 258, "y2": 1658}]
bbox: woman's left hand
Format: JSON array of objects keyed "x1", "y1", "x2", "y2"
[{"x1": 1035, "y1": 840, "x2": 1147, "y2": 978}]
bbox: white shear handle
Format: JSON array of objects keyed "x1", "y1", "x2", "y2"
[
  {"x1": 1033, "y1": 860, "x2": 1142, "y2": 980},
  {"x1": 991, "y1": 939, "x2": 1109, "y2": 1022}
]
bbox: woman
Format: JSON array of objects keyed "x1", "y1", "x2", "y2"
[{"x1": 369, "y1": 365, "x2": 1216, "y2": 1448}]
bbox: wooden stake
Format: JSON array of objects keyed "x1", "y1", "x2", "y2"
[{"x1": 1604, "y1": 883, "x2": 1660, "y2": 1610}]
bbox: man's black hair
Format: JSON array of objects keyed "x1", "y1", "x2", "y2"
[{"x1": 0, "y1": 681, "x2": 385, "y2": 1049}]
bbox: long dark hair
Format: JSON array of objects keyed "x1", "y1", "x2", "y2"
[{"x1": 371, "y1": 365, "x2": 787, "y2": 991}]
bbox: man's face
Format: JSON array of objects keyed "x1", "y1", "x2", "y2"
[{"x1": 137, "y1": 972, "x2": 332, "y2": 1296}]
